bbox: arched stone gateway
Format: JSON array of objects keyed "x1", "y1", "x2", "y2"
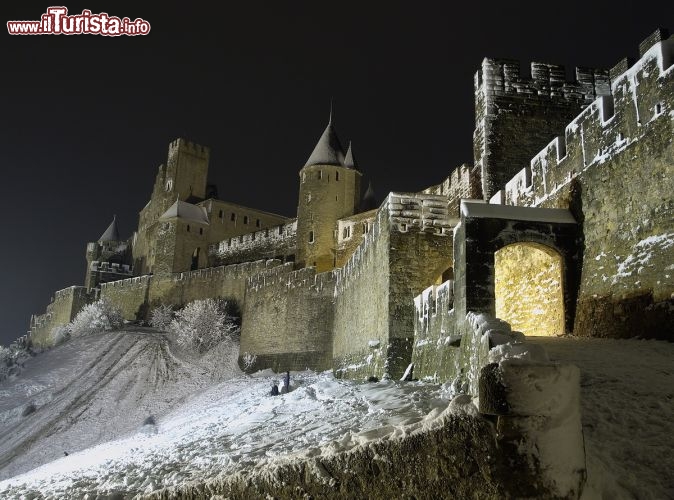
[
  {"x1": 454, "y1": 200, "x2": 582, "y2": 335},
  {"x1": 495, "y1": 242, "x2": 565, "y2": 336}
]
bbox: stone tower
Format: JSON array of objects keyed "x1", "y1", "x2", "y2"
[
  {"x1": 84, "y1": 215, "x2": 131, "y2": 290},
  {"x1": 132, "y1": 139, "x2": 210, "y2": 275},
  {"x1": 473, "y1": 58, "x2": 611, "y2": 200},
  {"x1": 296, "y1": 115, "x2": 361, "y2": 272},
  {"x1": 165, "y1": 138, "x2": 210, "y2": 202}
]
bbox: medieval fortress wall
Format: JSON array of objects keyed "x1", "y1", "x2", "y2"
[
  {"x1": 29, "y1": 286, "x2": 97, "y2": 346},
  {"x1": 25, "y1": 31, "x2": 674, "y2": 383},
  {"x1": 98, "y1": 259, "x2": 282, "y2": 325},
  {"x1": 239, "y1": 263, "x2": 336, "y2": 373},
  {"x1": 17, "y1": 32, "x2": 673, "y2": 499},
  {"x1": 497, "y1": 33, "x2": 674, "y2": 338},
  {"x1": 409, "y1": 31, "x2": 673, "y2": 385}
]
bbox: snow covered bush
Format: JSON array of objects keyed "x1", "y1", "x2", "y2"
[
  {"x1": 50, "y1": 325, "x2": 71, "y2": 345},
  {"x1": 169, "y1": 298, "x2": 239, "y2": 352},
  {"x1": 69, "y1": 298, "x2": 124, "y2": 337},
  {"x1": 0, "y1": 346, "x2": 12, "y2": 381},
  {"x1": 241, "y1": 352, "x2": 257, "y2": 371},
  {"x1": 0, "y1": 343, "x2": 31, "y2": 382},
  {"x1": 150, "y1": 304, "x2": 174, "y2": 330}
]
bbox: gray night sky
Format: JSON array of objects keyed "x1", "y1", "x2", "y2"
[{"x1": 1, "y1": 1, "x2": 672, "y2": 345}]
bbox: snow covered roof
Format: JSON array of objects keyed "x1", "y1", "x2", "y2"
[
  {"x1": 98, "y1": 216, "x2": 121, "y2": 242},
  {"x1": 159, "y1": 199, "x2": 210, "y2": 225},
  {"x1": 460, "y1": 200, "x2": 576, "y2": 224},
  {"x1": 343, "y1": 141, "x2": 358, "y2": 170},
  {"x1": 304, "y1": 115, "x2": 345, "y2": 168}
]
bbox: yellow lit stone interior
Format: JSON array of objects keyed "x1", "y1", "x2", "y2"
[{"x1": 495, "y1": 242, "x2": 564, "y2": 336}]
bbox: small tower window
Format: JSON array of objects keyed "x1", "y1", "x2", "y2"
[
  {"x1": 199, "y1": 228, "x2": 203, "y2": 235},
  {"x1": 278, "y1": 225, "x2": 283, "y2": 235},
  {"x1": 187, "y1": 225, "x2": 191, "y2": 232},
  {"x1": 218, "y1": 210, "x2": 224, "y2": 218},
  {"x1": 318, "y1": 170, "x2": 323, "y2": 180},
  {"x1": 256, "y1": 219, "x2": 261, "y2": 227},
  {"x1": 165, "y1": 178, "x2": 173, "y2": 192},
  {"x1": 335, "y1": 171, "x2": 339, "y2": 181},
  {"x1": 231, "y1": 213, "x2": 236, "y2": 222},
  {"x1": 362, "y1": 222, "x2": 368, "y2": 234},
  {"x1": 243, "y1": 216, "x2": 249, "y2": 224},
  {"x1": 309, "y1": 231, "x2": 315, "y2": 243},
  {"x1": 655, "y1": 102, "x2": 663, "y2": 116}
]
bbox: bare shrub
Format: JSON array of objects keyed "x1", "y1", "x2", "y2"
[{"x1": 150, "y1": 304, "x2": 174, "y2": 330}]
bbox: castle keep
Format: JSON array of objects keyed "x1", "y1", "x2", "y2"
[{"x1": 27, "y1": 30, "x2": 674, "y2": 383}]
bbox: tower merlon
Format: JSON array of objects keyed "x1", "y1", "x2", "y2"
[{"x1": 168, "y1": 138, "x2": 211, "y2": 159}]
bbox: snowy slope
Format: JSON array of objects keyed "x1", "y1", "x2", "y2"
[
  {"x1": 1, "y1": 331, "x2": 673, "y2": 499},
  {"x1": 0, "y1": 327, "x2": 240, "y2": 481},
  {"x1": 0, "y1": 329, "x2": 451, "y2": 498}
]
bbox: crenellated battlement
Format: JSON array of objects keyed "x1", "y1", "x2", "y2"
[
  {"x1": 89, "y1": 261, "x2": 132, "y2": 274},
  {"x1": 100, "y1": 274, "x2": 152, "y2": 290},
  {"x1": 52, "y1": 285, "x2": 90, "y2": 302},
  {"x1": 475, "y1": 59, "x2": 610, "y2": 104},
  {"x1": 173, "y1": 259, "x2": 279, "y2": 282},
  {"x1": 209, "y1": 220, "x2": 297, "y2": 257},
  {"x1": 247, "y1": 261, "x2": 336, "y2": 293},
  {"x1": 167, "y1": 137, "x2": 210, "y2": 159},
  {"x1": 500, "y1": 35, "x2": 674, "y2": 207},
  {"x1": 387, "y1": 192, "x2": 457, "y2": 235}
]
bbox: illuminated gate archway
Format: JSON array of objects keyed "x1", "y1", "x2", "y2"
[
  {"x1": 453, "y1": 201, "x2": 582, "y2": 335},
  {"x1": 495, "y1": 242, "x2": 565, "y2": 336}
]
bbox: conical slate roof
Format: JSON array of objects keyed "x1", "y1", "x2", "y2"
[
  {"x1": 159, "y1": 199, "x2": 210, "y2": 225},
  {"x1": 343, "y1": 141, "x2": 358, "y2": 170},
  {"x1": 304, "y1": 113, "x2": 345, "y2": 168},
  {"x1": 360, "y1": 181, "x2": 379, "y2": 211},
  {"x1": 98, "y1": 215, "x2": 121, "y2": 242}
]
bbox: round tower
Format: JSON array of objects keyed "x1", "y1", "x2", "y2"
[{"x1": 296, "y1": 116, "x2": 361, "y2": 272}]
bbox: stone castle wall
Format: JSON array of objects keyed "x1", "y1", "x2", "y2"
[
  {"x1": 421, "y1": 163, "x2": 482, "y2": 217},
  {"x1": 209, "y1": 220, "x2": 297, "y2": 266},
  {"x1": 333, "y1": 207, "x2": 391, "y2": 379},
  {"x1": 100, "y1": 260, "x2": 282, "y2": 322},
  {"x1": 500, "y1": 34, "x2": 674, "y2": 339},
  {"x1": 411, "y1": 280, "x2": 458, "y2": 382},
  {"x1": 335, "y1": 209, "x2": 377, "y2": 268},
  {"x1": 29, "y1": 286, "x2": 97, "y2": 346},
  {"x1": 239, "y1": 263, "x2": 336, "y2": 372},
  {"x1": 474, "y1": 56, "x2": 611, "y2": 200},
  {"x1": 332, "y1": 193, "x2": 456, "y2": 380}
]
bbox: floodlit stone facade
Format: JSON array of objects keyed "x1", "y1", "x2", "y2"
[{"x1": 27, "y1": 30, "x2": 674, "y2": 381}]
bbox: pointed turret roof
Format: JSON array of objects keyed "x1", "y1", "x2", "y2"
[
  {"x1": 360, "y1": 181, "x2": 379, "y2": 212},
  {"x1": 343, "y1": 141, "x2": 358, "y2": 170},
  {"x1": 98, "y1": 215, "x2": 121, "y2": 242},
  {"x1": 159, "y1": 199, "x2": 210, "y2": 225},
  {"x1": 304, "y1": 109, "x2": 345, "y2": 168}
]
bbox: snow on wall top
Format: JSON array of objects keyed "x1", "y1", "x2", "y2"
[
  {"x1": 504, "y1": 34, "x2": 673, "y2": 208},
  {"x1": 461, "y1": 199, "x2": 576, "y2": 224},
  {"x1": 388, "y1": 192, "x2": 458, "y2": 234}
]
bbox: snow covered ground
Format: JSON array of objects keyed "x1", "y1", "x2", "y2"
[
  {"x1": 0, "y1": 329, "x2": 672, "y2": 499},
  {"x1": 0, "y1": 329, "x2": 450, "y2": 498},
  {"x1": 532, "y1": 336, "x2": 674, "y2": 500}
]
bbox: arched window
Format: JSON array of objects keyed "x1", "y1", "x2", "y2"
[{"x1": 308, "y1": 231, "x2": 314, "y2": 243}]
